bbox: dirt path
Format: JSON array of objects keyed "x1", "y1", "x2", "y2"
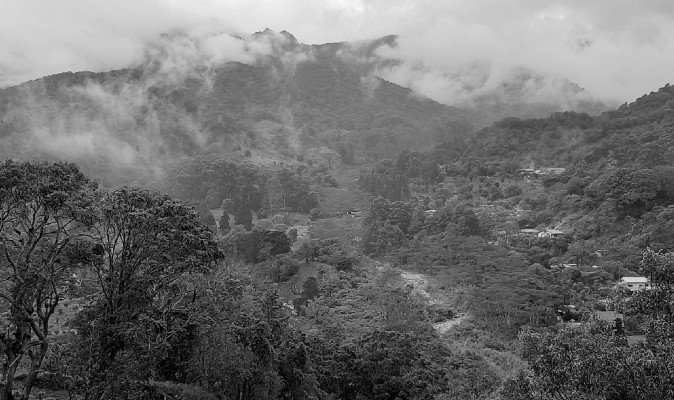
[
  {"x1": 433, "y1": 314, "x2": 471, "y2": 334},
  {"x1": 398, "y1": 270, "x2": 470, "y2": 334}
]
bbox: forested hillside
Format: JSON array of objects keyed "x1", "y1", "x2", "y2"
[
  {"x1": 463, "y1": 84, "x2": 674, "y2": 171},
  {"x1": 0, "y1": 30, "x2": 471, "y2": 190},
  {"x1": 353, "y1": 83, "x2": 674, "y2": 399},
  {"x1": 0, "y1": 160, "x2": 515, "y2": 400},
  {"x1": 0, "y1": 25, "x2": 672, "y2": 400}
]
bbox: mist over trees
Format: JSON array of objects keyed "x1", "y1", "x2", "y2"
[{"x1": 1, "y1": 25, "x2": 674, "y2": 399}]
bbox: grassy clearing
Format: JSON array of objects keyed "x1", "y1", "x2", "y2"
[
  {"x1": 309, "y1": 215, "x2": 365, "y2": 251},
  {"x1": 316, "y1": 186, "x2": 371, "y2": 216}
]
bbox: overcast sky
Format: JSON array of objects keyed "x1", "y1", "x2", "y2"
[{"x1": 1, "y1": 0, "x2": 673, "y2": 103}]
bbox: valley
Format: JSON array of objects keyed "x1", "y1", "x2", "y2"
[{"x1": 0, "y1": 28, "x2": 673, "y2": 400}]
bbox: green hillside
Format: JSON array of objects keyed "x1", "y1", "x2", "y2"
[{"x1": 0, "y1": 32, "x2": 472, "y2": 191}]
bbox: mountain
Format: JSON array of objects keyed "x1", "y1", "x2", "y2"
[
  {"x1": 0, "y1": 30, "x2": 472, "y2": 187},
  {"x1": 465, "y1": 69, "x2": 610, "y2": 123},
  {"x1": 371, "y1": 45, "x2": 611, "y2": 123},
  {"x1": 460, "y1": 83, "x2": 674, "y2": 173}
]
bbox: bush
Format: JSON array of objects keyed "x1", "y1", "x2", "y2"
[
  {"x1": 309, "y1": 208, "x2": 322, "y2": 221},
  {"x1": 271, "y1": 255, "x2": 301, "y2": 283},
  {"x1": 221, "y1": 229, "x2": 291, "y2": 263},
  {"x1": 271, "y1": 214, "x2": 287, "y2": 225},
  {"x1": 257, "y1": 208, "x2": 269, "y2": 219},
  {"x1": 288, "y1": 228, "x2": 298, "y2": 244},
  {"x1": 273, "y1": 224, "x2": 288, "y2": 232}
]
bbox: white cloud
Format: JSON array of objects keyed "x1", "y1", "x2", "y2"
[{"x1": 1, "y1": 0, "x2": 673, "y2": 103}]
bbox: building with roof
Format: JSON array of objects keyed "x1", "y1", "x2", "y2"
[
  {"x1": 516, "y1": 168, "x2": 536, "y2": 176},
  {"x1": 593, "y1": 310, "x2": 624, "y2": 323},
  {"x1": 518, "y1": 229, "x2": 540, "y2": 236},
  {"x1": 538, "y1": 167, "x2": 566, "y2": 175},
  {"x1": 618, "y1": 277, "x2": 651, "y2": 292},
  {"x1": 537, "y1": 229, "x2": 565, "y2": 238}
]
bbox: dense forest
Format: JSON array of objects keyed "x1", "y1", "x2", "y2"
[
  {"x1": 0, "y1": 160, "x2": 505, "y2": 400},
  {"x1": 349, "y1": 83, "x2": 674, "y2": 399}
]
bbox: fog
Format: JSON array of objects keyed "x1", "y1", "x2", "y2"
[{"x1": 2, "y1": 0, "x2": 673, "y2": 105}]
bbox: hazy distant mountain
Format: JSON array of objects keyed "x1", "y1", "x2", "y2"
[
  {"x1": 465, "y1": 69, "x2": 610, "y2": 124},
  {"x1": 460, "y1": 84, "x2": 674, "y2": 172},
  {"x1": 0, "y1": 29, "x2": 473, "y2": 185},
  {"x1": 0, "y1": 29, "x2": 616, "y2": 188},
  {"x1": 371, "y1": 43, "x2": 612, "y2": 124}
]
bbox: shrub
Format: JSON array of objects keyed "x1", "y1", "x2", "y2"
[
  {"x1": 309, "y1": 208, "x2": 322, "y2": 221},
  {"x1": 271, "y1": 255, "x2": 301, "y2": 283}
]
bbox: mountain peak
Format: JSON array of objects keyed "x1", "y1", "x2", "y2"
[
  {"x1": 252, "y1": 28, "x2": 300, "y2": 50},
  {"x1": 279, "y1": 30, "x2": 299, "y2": 45}
]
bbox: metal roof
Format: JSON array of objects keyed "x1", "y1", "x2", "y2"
[{"x1": 620, "y1": 277, "x2": 649, "y2": 283}]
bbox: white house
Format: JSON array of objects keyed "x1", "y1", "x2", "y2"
[
  {"x1": 618, "y1": 277, "x2": 651, "y2": 292},
  {"x1": 519, "y1": 229, "x2": 539, "y2": 236},
  {"x1": 537, "y1": 229, "x2": 565, "y2": 238},
  {"x1": 537, "y1": 167, "x2": 566, "y2": 175}
]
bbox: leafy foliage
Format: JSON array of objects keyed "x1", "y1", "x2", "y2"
[
  {"x1": 505, "y1": 248, "x2": 674, "y2": 400},
  {"x1": 68, "y1": 187, "x2": 221, "y2": 398},
  {"x1": 221, "y1": 228, "x2": 291, "y2": 264},
  {"x1": 0, "y1": 161, "x2": 97, "y2": 400},
  {"x1": 359, "y1": 160, "x2": 410, "y2": 201}
]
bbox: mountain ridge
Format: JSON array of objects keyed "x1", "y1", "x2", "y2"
[{"x1": 0, "y1": 32, "x2": 469, "y2": 187}]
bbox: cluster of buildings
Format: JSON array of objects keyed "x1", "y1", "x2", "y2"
[
  {"x1": 555, "y1": 276, "x2": 651, "y2": 345},
  {"x1": 494, "y1": 225, "x2": 566, "y2": 238},
  {"x1": 517, "y1": 228, "x2": 565, "y2": 238}
]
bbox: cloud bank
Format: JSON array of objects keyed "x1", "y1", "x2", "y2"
[
  {"x1": 0, "y1": 27, "x2": 317, "y2": 185},
  {"x1": 1, "y1": 0, "x2": 673, "y2": 104}
]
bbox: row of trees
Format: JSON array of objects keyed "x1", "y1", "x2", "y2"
[
  {"x1": 358, "y1": 160, "x2": 411, "y2": 201},
  {"x1": 166, "y1": 155, "x2": 318, "y2": 217}
]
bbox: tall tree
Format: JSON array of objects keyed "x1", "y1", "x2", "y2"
[
  {"x1": 0, "y1": 161, "x2": 97, "y2": 400},
  {"x1": 73, "y1": 187, "x2": 221, "y2": 397}
]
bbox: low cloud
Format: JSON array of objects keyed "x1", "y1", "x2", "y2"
[
  {"x1": 0, "y1": 26, "x2": 321, "y2": 183},
  {"x1": 363, "y1": 0, "x2": 674, "y2": 107},
  {"x1": 2, "y1": 0, "x2": 673, "y2": 104}
]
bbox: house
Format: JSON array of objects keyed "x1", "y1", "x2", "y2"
[
  {"x1": 538, "y1": 167, "x2": 566, "y2": 175},
  {"x1": 516, "y1": 168, "x2": 536, "y2": 176},
  {"x1": 424, "y1": 209, "x2": 437, "y2": 217},
  {"x1": 518, "y1": 229, "x2": 540, "y2": 236},
  {"x1": 618, "y1": 277, "x2": 651, "y2": 292},
  {"x1": 593, "y1": 310, "x2": 624, "y2": 323},
  {"x1": 537, "y1": 229, "x2": 565, "y2": 238}
]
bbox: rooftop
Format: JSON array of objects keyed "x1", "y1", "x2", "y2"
[
  {"x1": 620, "y1": 277, "x2": 649, "y2": 284},
  {"x1": 594, "y1": 311, "x2": 623, "y2": 322}
]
